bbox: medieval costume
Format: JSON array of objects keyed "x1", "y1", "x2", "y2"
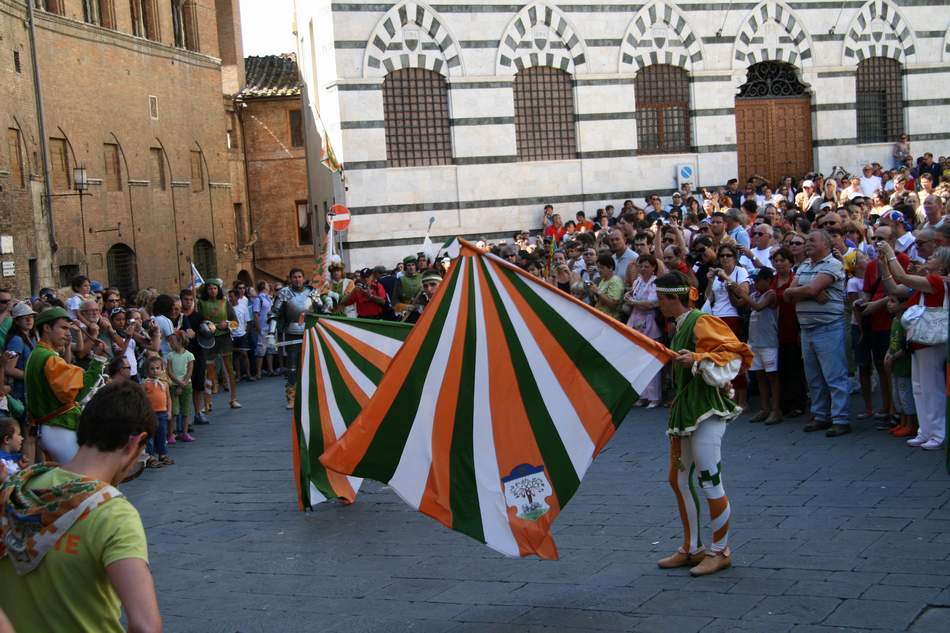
[
  {"x1": 197, "y1": 279, "x2": 239, "y2": 410},
  {"x1": 656, "y1": 276, "x2": 752, "y2": 576}
]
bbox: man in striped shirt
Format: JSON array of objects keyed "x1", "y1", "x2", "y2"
[{"x1": 783, "y1": 230, "x2": 850, "y2": 436}]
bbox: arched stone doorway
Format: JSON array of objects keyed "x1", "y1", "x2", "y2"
[
  {"x1": 106, "y1": 243, "x2": 138, "y2": 300},
  {"x1": 735, "y1": 61, "x2": 813, "y2": 185}
]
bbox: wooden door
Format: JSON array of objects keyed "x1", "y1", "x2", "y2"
[{"x1": 735, "y1": 97, "x2": 812, "y2": 186}]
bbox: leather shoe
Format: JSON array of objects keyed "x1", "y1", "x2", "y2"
[
  {"x1": 803, "y1": 420, "x2": 832, "y2": 432},
  {"x1": 657, "y1": 549, "x2": 705, "y2": 569},
  {"x1": 825, "y1": 424, "x2": 852, "y2": 437},
  {"x1": 689, "y1": 550, "x2": 732, "y2": 576}
]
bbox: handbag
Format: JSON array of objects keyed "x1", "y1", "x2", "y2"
[{"x1": 901, "y1": 281, "x2": 949, "y2": 346}]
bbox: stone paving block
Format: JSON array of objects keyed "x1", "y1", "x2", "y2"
[
  {"x1": 452, "y1": 604, "x2": 532, "y2": 623},
  {"x1": 636, "y1": 589, "x2": 763, "y2": 619},
  {"x1": 625, "y1": 614, "x2": 712, "y2": 633},
  {"x1": 908, "y1": 606, "x2": 950, "y2": 633},
  {"x1": 728, "y1": 576, "x2": 798, "y2": 595},
  {"x1": 741, "y1": 595, "x2": 842, "y2": 624},
  {"x1": 823, "y1": 598, "x2": 926, "y2": 630},
  {"x1": 512, "y1": 606, "x2": 644, "y2": 630},
  {"x1": 427, "y1": 580, "x2": 525, "y2": 605},
  {"x1": 860, "y1": 584, "x2": 942, "y2": 603},
  {"x1": 784, "y1": 580, "x2": 869, "y2": 600}
]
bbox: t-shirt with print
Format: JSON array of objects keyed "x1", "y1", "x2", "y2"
[
  {"x1": 166, "y1": 349, "x2": 195, "y2": 383},
  {"x1": 0, "y1": 468, "x2": 148, "y2": 633}
]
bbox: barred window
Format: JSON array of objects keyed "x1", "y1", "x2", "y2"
[
  {"x1": 635, "y1": 64, "x2": 691, "y2": 155},
  {"x1": 856, "y1": 57, "x2": 903, "y2": 144},
  {"x1": 382, "y1": 68, "x2": 452, "y2": 168},
  {"x1": 513, "y1": 67, "x2": 577, "y2": 162}
]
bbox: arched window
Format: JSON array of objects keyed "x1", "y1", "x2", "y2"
[
  {"x1": 856, "y1": 57, "x2": 903, "y2": 144},
  {"x1": 635, "y1": 65, "x2": 691, "y2": 155},
  {"x1": 193, "y1": 239, "x2": 217, "y2": 279},
  {"x1": 106, "y1": 244, "x2": 138, "y2": 299},
  {"x1": 382, "y1": 68, "x2": 452, "y2": 167},
  {"x1": 513, "y1": 67, "x2": 577, "y2": 162}
]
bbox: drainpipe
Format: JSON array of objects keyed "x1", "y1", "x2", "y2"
[{"x1": 26, "y1": 0, "x2": 57, "y2": 273}]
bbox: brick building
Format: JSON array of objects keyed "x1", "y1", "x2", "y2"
[
  {"x1": 0, "y1": 0, "x2": 253, "y2": 298},
  {"x1": 237, "y1": 54, "x2": 317, "y2": 281},
  {"x1": 294, "y1": 0, "x2": 950, "y2": 269}
]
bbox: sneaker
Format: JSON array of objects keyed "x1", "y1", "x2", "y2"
[
  {"x1": 179, "y1": 433, "x2": 195, "y2": 442},
  {"x1": 194, "y1": 412, "x2": 210, "y2": 425},
  {"x1": 167, "y1": 435, "x2": 177, "y2": 445},
  {"x1": 921, "y1": 439, "x2": 944, "y2": 451},
  {"x1": 907, "y1": 436, "x2": 927, "y2": 447}
]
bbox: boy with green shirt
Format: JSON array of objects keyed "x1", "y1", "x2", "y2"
[
  {"x1": 884, "y1": 297, "x2": 916, "y2": 438},
  {"x1": 0, "y1": 381, "x2": 161, "y2": 633}
]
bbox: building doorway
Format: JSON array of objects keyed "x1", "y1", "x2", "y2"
[
  {"x1": 735, "y1": 62, "x2": 813, "y2": 186},
  {"x1": 106, "y1": 243, "x2": 138, "y2": 299}
]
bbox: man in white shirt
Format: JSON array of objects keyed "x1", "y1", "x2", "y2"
[
  {"x1": 746, "y1": 224, "x2": 776, "y2": 272},
  {"x1": 858, "y1": 165, "x2": 882, "y2": 197}
]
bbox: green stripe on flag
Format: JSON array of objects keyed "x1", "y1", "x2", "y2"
[
  {"x1": 321, "y1": 325, "x2": 385, "y2": 386},
  {"x1": 353, "y1": 260, "x2": 465, "y2": 481},
  {"x1": 317, "y1": 331, "x2": 364, "y2": 426},
  {"x1": 316, "y1": 314, "x2": 412, "y2": 341},
  {"x1": 479, "y1": 258, "x2": 581, "y2": 507},
  {"x1": 449, "y1": 261, "x2": 485, "y2": 543},
  {"x1": 495, "y1": 263, "x2": 639, "y2": 426}
]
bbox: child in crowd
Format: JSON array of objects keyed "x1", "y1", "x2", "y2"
[
  {"x1": 0, "y1": 417, "x2": 26, "y2": 477},
  {"x1": 166, "y1": 333, "x2": 195, "y2": 442},
  {"x1": 228, "y1": 289, "x2": 251, "y2": 381},
  {"x1": 142, "y1": 356, "x2": 173, "y2": 468},
  {"x1": 746, "y1": 268, "x2": 781, "y2": 425},
  {"x1": 884, "y1": 297, "x2": 916, "y2": 438}
]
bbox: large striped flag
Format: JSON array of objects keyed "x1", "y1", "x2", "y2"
[
  {"x1": 320, "y1": 239, "x2": 674, "y2": 559},
  {"x1": 292, "y1": 315, "x2": 411, "y2": 509}
]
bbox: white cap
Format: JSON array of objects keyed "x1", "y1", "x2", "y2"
[
  {"x1": 770, "y1": 194, "x2": 784, "y2": 205},
  {"x1": 802, "y1": 179, "x2": 815, "y2": 188}
]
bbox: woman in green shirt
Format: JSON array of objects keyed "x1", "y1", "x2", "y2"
[{"x1": 590, "y1": 254, "x2": 624, "y2": 319}]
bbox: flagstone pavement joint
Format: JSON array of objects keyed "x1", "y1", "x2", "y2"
[{"x1": 125, "y1": 380, "x2": 950, "y2": 633}]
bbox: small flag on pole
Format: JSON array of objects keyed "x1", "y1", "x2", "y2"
[
  {"x1": 321, "y1": 239, "x2": 674, "y2": 558},
  {"x1": 293, "y1": 315, "x2": 411, "y2": 509},
  {"x1": 190, "y1": 263, "x2": 204, "y2": 289}
]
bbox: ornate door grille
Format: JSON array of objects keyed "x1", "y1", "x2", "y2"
[
  {"x1": 635, "y1": 64, "x2": 691, "y2": 154},
  {"x1": 737, "y1": 62, "x2": 808, "y2": 99},
  {"x1": 513, "y1": 66, "x2": 577, "y2": 162},
  {"x1": 856, "y1": 57, "x2": 903, "y2": 144},
  {"x1": 382, "y1": 68, "x2": 452, "y2": 167}
]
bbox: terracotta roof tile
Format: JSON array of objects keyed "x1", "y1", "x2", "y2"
[{"x1": 241, "y1": 54, "x2": 301, "y2": 98}]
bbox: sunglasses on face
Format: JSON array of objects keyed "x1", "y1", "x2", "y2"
[{"x1": 789, "y1": 240, "x2": 805, "y2": 246}]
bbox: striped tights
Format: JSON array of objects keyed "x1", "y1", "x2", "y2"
[{"x1": 668, "y1": 418, "x2": 730, "y2": 555}]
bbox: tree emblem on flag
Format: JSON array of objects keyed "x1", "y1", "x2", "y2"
[{"x1": 502, "y1": 464, "x2": 552, "y2": 521}]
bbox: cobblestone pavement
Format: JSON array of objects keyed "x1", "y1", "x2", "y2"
[{"x1": 125, "y1": 378, "x2": 950, "y2": 633}]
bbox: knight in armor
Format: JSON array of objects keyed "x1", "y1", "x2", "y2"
[
  {"x1": 25, "y1": 307, "x2": 107, "y2": 463},
  {"x1": 198, "y1": 279, "x2": 240, "y2": 411},
  {"x1": 272, "y1": 268, "x2": 321, "y2": 409},
  {"x1": 403, "y1": 270, "x2": 442, "y2": 324},
  {"x1": 654, "y1": 272, "x2": 752, "y2": 577}
]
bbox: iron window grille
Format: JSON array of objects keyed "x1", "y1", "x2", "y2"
[
  {"x1": 382, "y1": 68, "x2": 452, "y2": 168},
  {"x1": 635, "y1": 64, "x2": 691, "y2": 155},
  {"x1": 856, "y1": 57, "x2": 903, "y2": 145},
  {"x1": 513, "y1": 66, "x2": 577, "y2": 162}
]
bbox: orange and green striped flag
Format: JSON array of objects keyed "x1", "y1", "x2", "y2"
[
  {"x1": 293, "y1": 315, "x2": 411, "y2": 509},
  {"x1": 321, "y1": 239, "x2": 674, "y2": 558}
]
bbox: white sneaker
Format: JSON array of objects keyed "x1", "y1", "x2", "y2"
[
  {"x1": 907, "y1": 436, "x2": 927, "y2": 447},
  {"x1": 921, "y1": 439, "x2": 944, "y2": 451}
]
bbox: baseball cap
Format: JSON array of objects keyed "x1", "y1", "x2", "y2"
[
  {"x1": 802, "y1": 179, "x2": 815, "y2": 188},
  {"x1": 359, "y1": 268, "x2": 372, "y2": 277}
]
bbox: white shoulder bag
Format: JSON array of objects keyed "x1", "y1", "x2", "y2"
[{"x1": 901, "y1": 281, "x2": 948, "y2": 346}]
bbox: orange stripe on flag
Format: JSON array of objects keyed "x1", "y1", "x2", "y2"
[
  {"x1": 476, "y1": 265, "x2": 559, "y2": 560},
  {"x1": 418, "y1": 264, "x2": 471, "y2": 528},
  {"x1": 489, "y1": 258, "x2": 616, "y2": 455}
]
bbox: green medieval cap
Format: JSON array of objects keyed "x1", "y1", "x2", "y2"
[{"x1": 35, "y1": 306, "x2": 71, "y2": 329}]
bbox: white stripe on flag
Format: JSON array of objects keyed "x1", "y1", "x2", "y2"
[
  {"x1": 513, "y1": 264, "x2": 665, "y2": 393},
  {"x1": 388, "y1": 258, "x2": 468, "y2": 510},
  {"x1": 471, "y1": 261, "x2": 520, "y2": 557},
  {"x1": 309, "y1": 482, "x2": 328, "y2": 505},
  {"x1": 299, "y1": 332, "x2": 313, "y2": 449},
  {"x1": 315, "y1": 323, "x2": 375, "y2": 400},
  {"x1": 484, "y1": 262, "x2": 595, "y2": 479},
  {"x1": 322, "y1": 319, "x2": 403, "y2": 359}
]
